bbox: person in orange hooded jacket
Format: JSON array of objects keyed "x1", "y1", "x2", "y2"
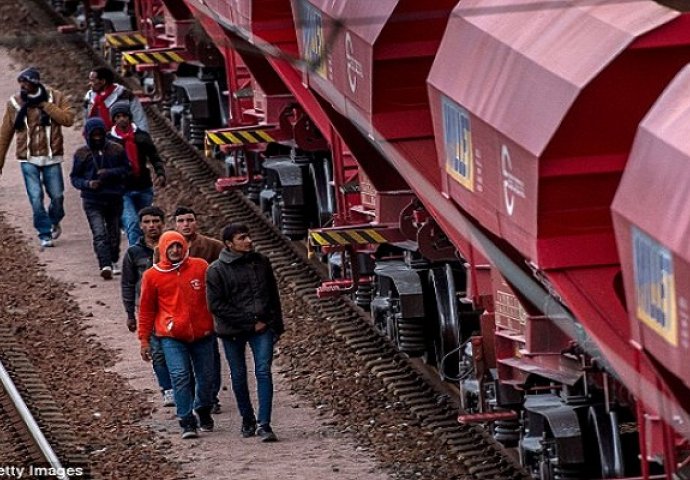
[{"x1": 138, "y1": 230, "x2": 215, "y2": 439}]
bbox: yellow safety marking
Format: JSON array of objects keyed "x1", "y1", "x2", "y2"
[
  {"x1": 310, "y1": 232, "x2": 330, "y2": 246},
  {"x1": 123, "y1": 53, "x2": 138, "y2": 65},
  {"x1": 207, "y1": 132, "x2": 225, "y2": 145},
  {"x1": 151, "y1": 52, "x2": 171, "y2": 63},
  {"x1": 106, "y1": 33, "x2": 148, "y2": 48},
  {"x1": 327, "y1": 232, "x2": 349, "y2": 245},
  {"x1": 238, "y1": 131, "x2": 259, "y2": 143},
  {"x1": 255, "y1": 130, "x2": 275, "y2": 142},
  {"x1": 168, "y1": 51, "x2": 186, "y2": 63},
  {"x1": 347, "y1": 231, "x2": 369, "y2": 244},
  {"x1": 365, "y1": 229, "x2": 387, "y2": 243},
  {"x1": 137, "y1": 53, "x2": 154, "y2": 64},
  {"x1": 221, "y1": 132, "x2": 243, "y2": 144}
]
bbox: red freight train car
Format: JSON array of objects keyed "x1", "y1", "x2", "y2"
[{"x1": 76, "y1": 0, "x2": 690, "y2": 477}]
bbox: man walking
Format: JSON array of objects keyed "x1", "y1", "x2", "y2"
[
  {"x1": 70, "y1": 117, "x2": 131, "y2": 279},
  {"x1": 84, "y1": 66, "x2": 149, "y2": 131},
  {"x1": 108, "y1": 101, "x2": 166, "y2": 246},
  {"x1": 206, "y1": 223, "x2": 284, "y2": 442},
  {"x1": 138, "y1": 231, "x2": 215, "y2": 439},
  {"x1": 0, "y1": 67, "x2": 75, "y2": 248},
  {"x1": 173, "y1": 206, "x2": 224, "y2": 413},
  {"x1": 121, "y1": 206, "x2": 174, "y2": 407}
]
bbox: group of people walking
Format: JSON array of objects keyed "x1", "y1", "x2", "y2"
[
  {"x1": 0, "y1": 66, "x2": 285, "y2": 441},
  {"x1": 0, "y1": 66, "x2": 163, "y2": 273},
  {"x1": 131, "y1": 207, "x2": 284, "y2": 441}
]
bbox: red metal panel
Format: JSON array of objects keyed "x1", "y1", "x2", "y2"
[
  {"x1": 428, "y1": 0, "x2": 690, "y2": 269},
  {"x1": 292, "y1": 0, "x2": 455, "y2": 139},
  {"x1": 612, "y1": 66, "x2": 690, "y2": 390}
]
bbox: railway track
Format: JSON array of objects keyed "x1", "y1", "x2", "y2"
[
  {"x1": 0, "y1": 323, "x2": 89, "y2": 478},
  {"x1": 21, "y1": 1, "x2": 531, "y2": 477}
]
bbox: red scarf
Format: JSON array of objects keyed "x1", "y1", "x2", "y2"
[
  {"x1": 91, "y1": 84, "x2": 117, "y2": 129},
  {"x1": 114, "y1": 125, "x2": 140, "y2": 177}
]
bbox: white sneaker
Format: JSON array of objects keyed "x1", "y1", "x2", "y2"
[
  {"x1": 40, "y1": 239, "x2": 54, "y2": 248},
  {"x1": 112, "y1": 265, "x2": 122, "y2": 276},
  {"x1": 100, "y1": 266, "x2": 113, "y2": 280},
  {"x1": 51, "y1": 224, "x2": 62, "y2": 240},
  {"x1": 162, "y1": 389, "x2": 175, "y2": 407}
]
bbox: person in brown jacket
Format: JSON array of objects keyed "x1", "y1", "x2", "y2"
[{"x1": 0, "y1": 67, "x2": 75, "y2": 247}]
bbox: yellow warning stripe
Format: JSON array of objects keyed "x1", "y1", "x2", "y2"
[
  {"x1": 105, "y1": 33, "x2": 147, "y2": 48},
  {"x1": 122, "y1": 51, "x2": 185, "y2": 65},
  {"x1": 206, "y1": 129, "x2": 276, "y2": 145},
  {"x1": 309, "y1": 229, "x2": 392, "y2": 246}
]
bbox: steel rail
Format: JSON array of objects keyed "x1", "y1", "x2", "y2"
[{"x1": 0, "y1": 360, "x2": 69, "y2": 480}]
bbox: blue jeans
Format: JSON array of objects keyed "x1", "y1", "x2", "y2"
[
  {"x1": 221, "y1": 330, "x2": 275, "y2": 426},
  {"x1": 149, "y1": 334, "x2": 172, "y2": 392},
  {"x1": 83, "y1": 199, "x2": 123, "y2": 269},
  {"x1": 212, "y1": 336, "x2": 221, "y2": 403},
  {"x1": 20, "y1": 162, "x2": 65, "y2": 240},
  {"x1": 122, "y1": 188, "x2": 154, "y2": 246},
  {"x1": 161, "y1": 335, "x2": 214, "y2": 427}
]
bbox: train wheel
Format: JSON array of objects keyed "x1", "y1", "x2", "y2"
[
  {"x1": 584, "y1": 406, "x2": 626, "y2": 478},
  {"x1": 428, "y1": 264, "x2": 460, "y2": 379}
]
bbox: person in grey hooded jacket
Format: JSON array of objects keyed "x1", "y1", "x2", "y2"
[{"x1": 206, "y1": 223, "x2": 284, "y2": 442}]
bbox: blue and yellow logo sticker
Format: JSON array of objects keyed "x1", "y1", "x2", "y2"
[
  {"x1": 632, "y1": 227, "x2": 678, "y2": 346},
  {"x1": 442, "y1": 97, "x2": 474, "y2": 191},
  {"x1": 299, "y1": 1, "x2": 327, "y2": 79}
]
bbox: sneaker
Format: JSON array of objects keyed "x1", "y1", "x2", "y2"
[
  {"x1": 241, "y1": 417, "x2": 257, "y2": 438},
  {"x1": 100, "y1": 266, "x2": 113, "y2": 280},
  {"x1": 51, "y1": 223, "x2": 62, "y2": 240},
  {"x1": 181, "y1": 427, "x2": 198, "y2": 439},
  {"x1": 40, "y1": 238, "x2": 54, "y2": 248},
  {"x1": 211, "y1": 402, "x2": 221, "y2": 414},
  {"x1": 196, "y1": 408, "x2": 214, "y2": 432},
  {"x1": 112, "y1": 265, "x2": 122, "y2": 276},
  {"x1": 257, "y1": 424, "x2": 278, "y2": 442},
  {"x1": 162, "y1": 389, "x2": 175, "y2": 407}
]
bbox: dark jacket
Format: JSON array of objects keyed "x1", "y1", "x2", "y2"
[
  {"x1": 121, "y1": 238, "x2": 154, "y2": 320},
  {"x1": 70, "y1": 140, "x2": 131, "y2": 202},
  {"x1": 107, "y1": 126, "x2": 165, "y2": 191},
  {"x1": 206, "y1": 249, "x2": 284, "y2": 338}
]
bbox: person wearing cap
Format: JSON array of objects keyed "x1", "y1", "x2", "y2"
[
  {"x1": 84, "y1": 66, "x2": 149, "y2": 132},
  {"x1": 0, "y1": 67, "x2": 75, "y2": 248},
  {"x1": 138, "y1": 231, "x2": 215, "y2": 439},
  {"x1": 107, "y1": 101, "x2": 166, "y2": 246},
  {"x1": 70, "y1": 117, "x2": 131, "y2": 280}
]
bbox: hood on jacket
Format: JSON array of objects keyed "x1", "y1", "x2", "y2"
[
  {"x1": 156, "y1": 231, "x2": 189, "y2": 271},
  {"x1": 219, "y1": 247, "x2": 246, "y2": 264},
  {"x1": 84, "y1": 117, "x2": 107, "y2": 150}
]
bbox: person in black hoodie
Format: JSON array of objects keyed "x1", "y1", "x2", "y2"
[
  {"x1": 70, "y1": 117, "x2": 131, "y2": 279},
  {"x1": 206, "y1": 223, "x2": 284, "y2": 442},
  {"x1": 107, "y1": 101, "x2": 166, "y2": 246}
]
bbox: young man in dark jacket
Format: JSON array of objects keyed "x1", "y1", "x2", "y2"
[
  {"x1": 206, "y1": 223, "x2": 284, "y2": 442},
  {"x1": 70, "y1": 117, "x2": 131, "y2": 279},
  {"x1": 107, "y1": 101, "x2": 166, "y2": 246},
  {"x1": 121, "y1": 206, "x2": 173, "y2": 407}
]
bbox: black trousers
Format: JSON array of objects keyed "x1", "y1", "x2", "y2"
[{"x1": 83, "y1": 198, "x2": 123, "y2": 269}]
